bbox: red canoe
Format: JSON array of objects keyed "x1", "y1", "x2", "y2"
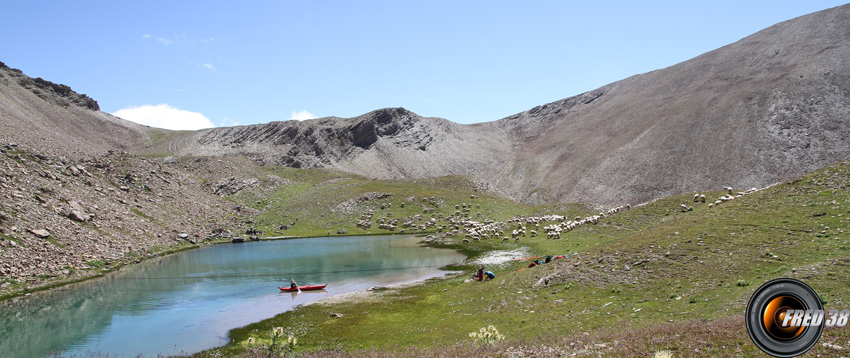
[{"x1": 279, "y1": 284, "x2": 327, "y2": 292}]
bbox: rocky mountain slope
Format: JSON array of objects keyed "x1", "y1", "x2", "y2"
[
  {"x1": 156, "y1": 4, "x2": 850, "y2": 206},
  {"x1": 490, "y1": 4, "x2": 850, "y2": 205},
  {"x1": 0, "y1": 146, "x2": 255, "y2": 291},
  {"x1": 0, "y1": 62, "x2": 159, "y2": 159}
]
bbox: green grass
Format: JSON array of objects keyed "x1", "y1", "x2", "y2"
[
  {"x1": 196, "y1": 158, "x2": 850, "y2": 357},
  {"x1": 130, "y1": 207, "x2": 154, "y2": 221},
  {"x1": 230, "y1": 166, "x2": 572, "y2": 238}
]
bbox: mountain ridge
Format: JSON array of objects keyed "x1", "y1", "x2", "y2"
[{"x1": 2, "y1": 5, "x2": 849, "y2": 206}]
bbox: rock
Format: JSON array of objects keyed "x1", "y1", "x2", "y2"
[
  {"x1": 350, "y1": 119, "x2": 378, "y2": 149},
  {"x1": 29, "y1": 229, "x2": 50, "y2": 238},
  {"x1": 211, "y1": 177, "x2": 259, "y2": 196},
  {"x1": 178, "y1": 233, "x2": 189, "y2": 239},
  {"x1": 329, "y1": 312, "x2": 344, "y2": 318},
  {"x1": 67, "y1": 210, "x2": 87, "y2": 222},
  {"x1": 119, "y1": 186, "x2": 130, "y2": 191},
  {"x1": 336, "y1": 228, "x2": 347, "y2": 235}
]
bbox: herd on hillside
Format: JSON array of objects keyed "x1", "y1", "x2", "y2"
[{"x1": 345, "y1": 186, "x2": 762, "y2": 245}]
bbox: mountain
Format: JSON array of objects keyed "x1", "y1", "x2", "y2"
[
  {"x1": 0, "y1": 62, "x2": 160, "y2": 159},
  {"x1": 151, "y1": 107, "x2": 513, "y2": 195},
  {"x1": 489, "y1": 3, "x2": 850, "y2": 204},
  {"x1": 4, "y1": 5, "x2": 850, "y2": 206}
]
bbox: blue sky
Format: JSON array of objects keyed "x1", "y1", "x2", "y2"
[{"x1": 1, "y1": 1, "x2": 847, "y2": 130}]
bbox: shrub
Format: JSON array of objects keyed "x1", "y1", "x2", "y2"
[{"x1": 468, "y1": 325, "x2": 505, "y2": 346}]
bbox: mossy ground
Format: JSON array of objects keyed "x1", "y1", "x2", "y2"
[{"x1": 194, "y1": 160, "x2": 850, "y2": 357}]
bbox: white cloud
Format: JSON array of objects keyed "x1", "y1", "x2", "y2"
[
  {"x1": 290, "y1": 110, "x2": 317, "y2": 121},
  {"x1": 202, "y1": 63, "x2": 216, "y2": 71},
  {"x1": 142, "y1": 34, "x2": 151, "y2": 40},
  {"x1": 157, "y1": 33, "x2": 186, "y2": 46},
  {"x1": 113, "y1": 104, "x2": 215, "y2": 131}
]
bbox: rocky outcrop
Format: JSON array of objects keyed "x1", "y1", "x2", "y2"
[{"x1": 210, "y1": 177, "x2": 259, "y2": 196}]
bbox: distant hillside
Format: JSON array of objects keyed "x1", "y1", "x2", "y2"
[
  {"x1": 0, "y1": 61, "x2": 156, "y2": 159},
  {"x1": 2, "y1": 5, "x2": 849, "y2": 207},
  {"x1": 150, "y1": 107, "x2": 513, "y2": 196},
  {"x1": 156, "y1": 4, "x2": 850, "y2": 205}
]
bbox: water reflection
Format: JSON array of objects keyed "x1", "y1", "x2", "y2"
[{"x1": 0, "y1": 235, "x2": 463, "y2": 358}]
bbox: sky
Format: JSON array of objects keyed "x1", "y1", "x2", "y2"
[{"x1": 1, "y1": 1, "x2": 847, "y2": 130}]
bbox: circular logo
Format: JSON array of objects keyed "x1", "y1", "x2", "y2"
[{"x1": 745, "y1": 278, "x2": 824, "y2": 357}]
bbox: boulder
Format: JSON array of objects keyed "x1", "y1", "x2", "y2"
[
  {"x1": 28, "y1": 229, "x2": 50, "y2": 238},
  {"x1": 67, "y1": 210, "x2": 87, "y2": 222}
]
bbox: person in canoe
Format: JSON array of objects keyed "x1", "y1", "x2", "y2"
[{"x1": 290, "y1": 278, "x2": 299, "y2": 291}]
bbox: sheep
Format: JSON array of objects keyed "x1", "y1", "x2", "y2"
[
  {"x1": 462, "y1": 239, "x2": 470, "y2": 244},
  {"x1": 694, "y1": 194, "x2": 700, "y2": 202},
  {"x1": 502, "y1": 237, "x2": 509, "y2": 242},
  {"x1": 700, "y1": 194, "x2": 706, "y2": 203}
]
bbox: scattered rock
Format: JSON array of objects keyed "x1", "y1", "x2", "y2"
[
  {"x1": 67, "y1": 210, "x2": 87, "y2": 222},
  {"x1": 329, "y1": 312, "x2": 344, "y2": 318},
  {"x1": 336, "y1": 228, "x2": 347, "y2": 235},
  {"x1": 28, "y1": 229, "x2": 50, "y2": 238},
  {"x1": 210, "y1": 177, "x2": 259, "y2": 196},
  {"x1": 178, "y1": 233, "x2": 189, "y2": 239}
]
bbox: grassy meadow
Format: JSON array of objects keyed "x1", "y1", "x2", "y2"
[{"x1": 190, "y1": 159, "x2": 850, "y2": 357}]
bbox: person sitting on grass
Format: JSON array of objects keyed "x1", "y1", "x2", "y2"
[
  {"x1": 477, "y1": 265, "x2": 485, "y2": 281},
  {"x1": 484, "y1": 271, "x2": 495, "y2": 280},
  {"x1": 528, "y1": 259, "x2": 538, "y2": 268}
]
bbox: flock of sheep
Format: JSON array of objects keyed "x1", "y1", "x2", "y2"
[
  {"x1": 422, "y1": 203, "x2": 632, "y2": 244},
  {"x1": 682, "y1": 186, "x2": 761, "y2": 211},
  {"x1": 352, "y1": 186, "x2": 761, "y2": 246}
]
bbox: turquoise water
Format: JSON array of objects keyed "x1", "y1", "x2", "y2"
[{"x1": 0, "y1": 235, "x2": 465, "y2": 358}]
